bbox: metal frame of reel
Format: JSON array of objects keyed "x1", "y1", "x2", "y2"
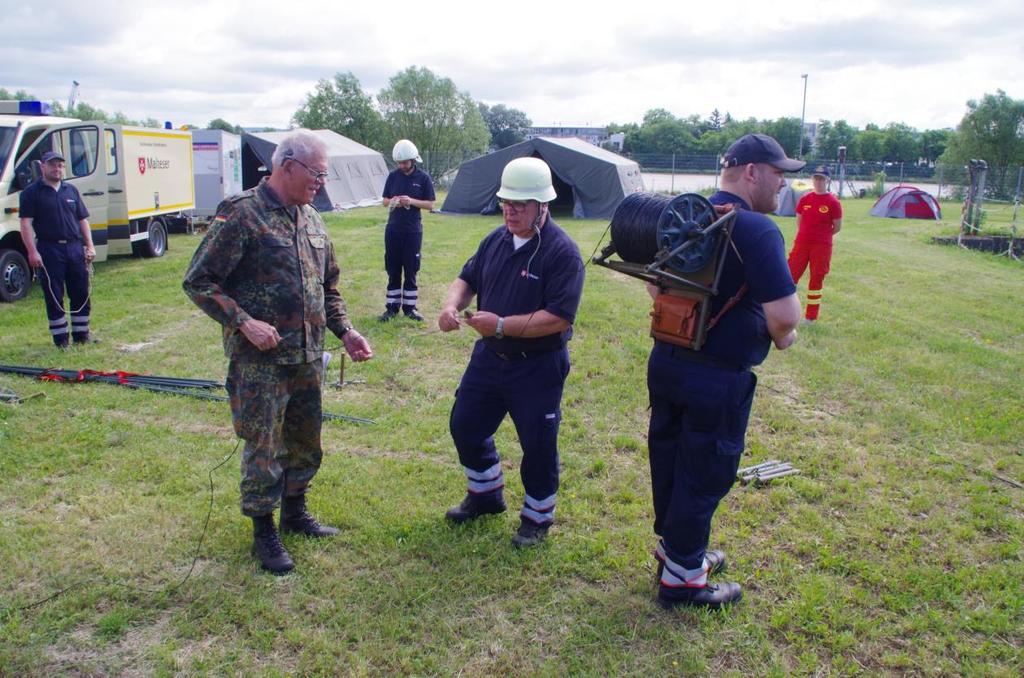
[{"x1": 592, "y1": 193, "x2": 738, "y2": 350}]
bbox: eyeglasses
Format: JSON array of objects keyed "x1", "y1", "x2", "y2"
[
  {"x1": 499, "y1": 200, "x2": 531, "y2": 213},
  {"x1": 288, "y1": 156, "x2": 329, "y2": 183}
]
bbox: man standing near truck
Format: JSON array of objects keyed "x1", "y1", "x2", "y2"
[{"x1": 19, "y1": 150, "x2": 96, "y2": 348}]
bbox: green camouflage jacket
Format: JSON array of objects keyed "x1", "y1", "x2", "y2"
[{"x1": 183, "y1": 179, "x2": 353, "y2": 364}]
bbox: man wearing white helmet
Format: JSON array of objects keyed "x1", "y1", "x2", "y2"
[
  {"x1": 380, "y1": 139, "x2": 435, "y2": 322},
  {"x1": 438, "y1": 156, "x2": 585, "y2": 547}
]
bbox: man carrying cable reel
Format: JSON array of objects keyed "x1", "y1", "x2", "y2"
[{"x1": 593, "y1": 133, "x2": 802, "y2": 609}]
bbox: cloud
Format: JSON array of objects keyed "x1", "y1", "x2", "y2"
[{"x1": 1, "y1": 0, "x2": 1020, "y2": 132}]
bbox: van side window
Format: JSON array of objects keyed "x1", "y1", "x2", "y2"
[
  {"x1": 68, "y1": 127, "x2": 99, "y2": 177},
  {"x1": 105, "y1": 129, "x2": 117, "y2": 175}
]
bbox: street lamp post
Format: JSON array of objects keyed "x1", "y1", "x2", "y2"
[{"x1": 799, "y1": 74, "x2": 808, "y2": 157}]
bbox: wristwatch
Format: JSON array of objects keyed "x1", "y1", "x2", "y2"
[{"x1": 494, "y1": 317, "x2": 505, "y2": 340}]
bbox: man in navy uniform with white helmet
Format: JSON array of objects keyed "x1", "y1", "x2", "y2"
[
  {"x1": 380, "y1": 139, "x2": 435, "y2": 322},
  {"x1": 647, "y1": 133, "x2": 802, "y2": 609},
  {"x1": 438, "y1": 157, "x2": 584, "y2": 547}
]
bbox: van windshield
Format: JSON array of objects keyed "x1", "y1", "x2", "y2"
[{"x1": 0, "y1": 126, "x2": 17, "y2": 173}]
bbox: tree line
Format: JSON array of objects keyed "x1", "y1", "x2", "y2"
[
  {"x1": 608, "y1": 109, "x2": 954, "y2": 165},
  {"x1": 5, "y1": 78, "x2": 1022, "y2": 197}
]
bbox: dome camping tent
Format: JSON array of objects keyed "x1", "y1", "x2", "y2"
[{"x1": 869, "y1": 186, "x2": 941, "y2": 220}]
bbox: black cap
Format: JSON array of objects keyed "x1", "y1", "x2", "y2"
[
  {"x1": 722, "y1": 133, "x2": 805, "y2": 172},
  {"x1": 811, "y1": 165, "x2": 831, "y2": 177},
  {"x1": 41, "y1": 150, "x2": 65, "y2": 163}
]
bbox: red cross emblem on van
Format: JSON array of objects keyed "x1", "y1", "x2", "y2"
[{"x1": 138, "y1": 157, "x2": 146, "y2": 174}]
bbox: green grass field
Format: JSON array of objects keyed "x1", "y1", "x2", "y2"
[{"x1": 0, "y1": 197, "x2": 1021, "y2": 676}]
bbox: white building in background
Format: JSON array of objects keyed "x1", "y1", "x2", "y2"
[
  {"x1": 804, "y1": 121, "x2": 819, "y2": 152},
  {"x1": 526, "y1": 126, "x2": 612, "y2": 148}
]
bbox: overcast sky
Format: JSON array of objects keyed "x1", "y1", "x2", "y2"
[{"x1": 4, "y1": 0, "x2": 1022, "y2": 133}]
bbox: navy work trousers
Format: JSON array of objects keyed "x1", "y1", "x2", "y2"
[
  {"x1": 646, "y1": 341, "x2": 757, "y2": 570},
  {"x1": 384, "y1": 227, "x2": 422, "y2": 310},
  {"x1": 450, "y1": 341, "x2": 569, "y2": 522},
  {"x1": 37, "y1": 240, "x2": 90, "y2": 346}
]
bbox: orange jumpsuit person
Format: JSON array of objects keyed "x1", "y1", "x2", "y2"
[{"x1": 787, "y1": 165, "x2": 843, "y2": 321}]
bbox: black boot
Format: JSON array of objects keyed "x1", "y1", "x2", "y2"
[
  {"x1": 403, "y1": 307, "x2": 425, "y2": 322},
  {"x1": 251, "y1": 514, "x2": 294, "y2": 575},
  {"x1": 378, "y1": 307, "x2": 399, "y2": 322},
  {"x1": 658, "y1": 581, "x2": 743, "y2": 610},
  {"x1": 444, "y1": 492, "x2": 507, "y2": 523},
  {"x1": 280, "y1": 494, "x2": 340, "y2": 537},
  {"x1": 511, "y1": 519, "x2": 550, "y2": 548}
]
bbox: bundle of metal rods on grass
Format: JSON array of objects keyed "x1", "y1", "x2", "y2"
[
  {"x1": 737, "y1": 459, "x2": 800, "y2": 486},
  {"x1": 0, "y1": 364, "x2": 374, "y2": 425}
]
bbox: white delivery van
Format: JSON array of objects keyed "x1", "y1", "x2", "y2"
[{"x1": 0, "y1": 101, "x2": 194, "y2": 301}]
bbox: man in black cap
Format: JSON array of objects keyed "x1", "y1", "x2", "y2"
[
  {"x1": 19, "y1": 150, "x2": 96, "y2": 348},
  {"x1": 646, "y1": 133, "x2": 802, "y2": 609},
  {"x1": 788, "y1": 165, "x2": 843, "y2": 322}
]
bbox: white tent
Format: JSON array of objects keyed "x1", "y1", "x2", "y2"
[{"x1": 241, "y1": 129, "x2": 388, "y2": 211}]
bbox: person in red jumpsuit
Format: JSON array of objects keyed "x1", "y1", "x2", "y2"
[{"x1": 787, "y1": 165, "x2": 843, "y2": 322}]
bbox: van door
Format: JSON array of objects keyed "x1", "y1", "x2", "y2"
[{"x1": 14, "y1": 123, "x2": 109, "y2": 261}]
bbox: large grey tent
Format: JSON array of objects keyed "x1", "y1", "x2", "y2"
[
  {"x1": 241, "y1": 129, "x2": 388, "y2": 211},
  {"x1": 442, "y1": 137, "x2": 645, "y2": 219}
]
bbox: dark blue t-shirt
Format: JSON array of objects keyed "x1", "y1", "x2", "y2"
[
  {"x1": 459, "y1": 216, "x2": 585, "y2": 354},
  {"x1": 701, "y1": 191, "x2": 796, "y2": 367},
  {"x1": 19, "y1": 179, "x2": 90, "y2": 242},
  {"x1": 383, "y1": 167, "x2": 435, "y2": 232}
]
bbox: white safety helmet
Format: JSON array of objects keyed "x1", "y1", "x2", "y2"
[
  {"x1": 392, "y1": 139, "x2": 422, "y2": 163},
  {"x1": 496, "y1": 157, "x2": 557, "y2": 203}
]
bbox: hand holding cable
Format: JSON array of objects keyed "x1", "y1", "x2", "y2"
[
  {"x1": 438, "y1": 306, "x2": 463, "y2": 332},
  {"x1": 464, "y1": 310, "x2": 501, "y2": 337},
  {"x1": 342, "y1": 329, "x2": 373, "y2": 362},
  {"x1": 239, "y1": 319, "x2": 281, "y2": 351}
]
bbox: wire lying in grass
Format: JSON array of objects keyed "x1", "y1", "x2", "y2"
[{"x1": 0, "y1": 439, "x2": 240, "y2": 619}]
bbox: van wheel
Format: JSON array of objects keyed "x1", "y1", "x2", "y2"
[
  {"x1": 141, "y1": 218, "x2": 168, "y2": 258},
  {"x1": 0, "y1": 249, "x2": 32, "y2": 302}
]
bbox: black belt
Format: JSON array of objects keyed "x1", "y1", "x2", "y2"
[
  {"x1": 38, "y1": 238, "x2": 78, "y2": 244},
  {"x1": 656, "y1": 341, "x2": 748, "y2": 372},
  {"x1": 488, "y1": 347, "x2": 558, "y2": 361}
]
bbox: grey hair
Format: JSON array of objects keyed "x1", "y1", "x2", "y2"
[{"x1": 271, "y1": 131, "x2": 327, "y2": 167}]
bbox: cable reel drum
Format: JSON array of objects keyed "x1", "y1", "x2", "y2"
[{"x1": 594, "y1": 192, "x2": 739, "y2": 350}]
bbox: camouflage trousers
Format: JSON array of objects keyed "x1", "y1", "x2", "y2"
[{"x1": 226, "y1": 359, "x2": 325, "y2": 517}]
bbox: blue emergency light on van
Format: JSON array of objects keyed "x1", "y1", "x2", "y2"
[{"x1": 0, "y1": 100, "x2": 52, "y2": 115}]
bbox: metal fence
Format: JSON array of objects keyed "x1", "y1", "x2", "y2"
[{"x1": 417, "y1": 149, "x2": 1023, "y2": 211}]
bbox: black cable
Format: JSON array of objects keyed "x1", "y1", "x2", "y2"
[
  {"x1": 0, "y1": 439, "x2": 240, "y2": 619},
  {"x1": 586, "y1": 193, "x2": 672, "y2": 268},
  {"x1": 584, "y1": 220, "x2": 613, "y2": 268},
  {"x1": 609, "y1": 192, "x2": 671, "y2": 264},
  {"x1": 524, "y1": 219, "x2": 543, "y2": 278}
]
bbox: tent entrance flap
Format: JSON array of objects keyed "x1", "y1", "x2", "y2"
[{"x1": 548, "y1": 167, "x2": 576, "y2": 215}]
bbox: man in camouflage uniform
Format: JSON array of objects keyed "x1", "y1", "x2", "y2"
[{"x1": 183, "y1": 131, "x2": 373, "y2": 575}]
